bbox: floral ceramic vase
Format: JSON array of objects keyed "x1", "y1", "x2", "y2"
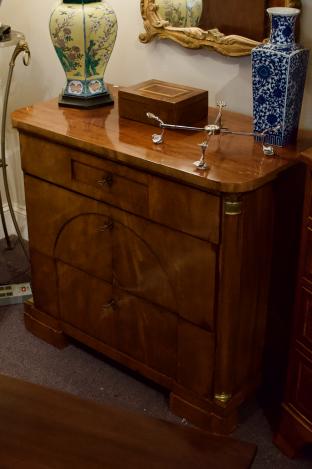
[
  {"x1": 252, "y1": 7, "x2": 309, "y2": 147},
  {"x1": 156, "y1": 0, "x2": 203, "y2": 28},
  {"x1": 49, "y1": 0, "x2": 117, "y2": 107}
]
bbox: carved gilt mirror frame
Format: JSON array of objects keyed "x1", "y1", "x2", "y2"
[{"x1": 139, "y1": 0, "x2": 301, "y2": 56}]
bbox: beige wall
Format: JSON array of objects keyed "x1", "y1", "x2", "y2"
[{"x1": 0, "y1": 0, "x2": 311, "y2": 220}]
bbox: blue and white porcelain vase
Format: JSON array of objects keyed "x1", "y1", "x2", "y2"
[
  {"x1": 252, "y1": 7, "x2": 309, "y2": 146},
  {"x1": 50, "y1": 0, "x2": 118, "y2": 108}
]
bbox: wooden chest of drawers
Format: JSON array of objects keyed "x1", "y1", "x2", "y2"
[
  {"x1": 12, "y1": 88, "x2": 311, "y2": 434},
  {"x1": 274, "y1": 147, "x2": 312, "y2": 457}
]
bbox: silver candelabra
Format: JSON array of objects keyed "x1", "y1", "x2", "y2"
[{"x1": 147, "y1": 101, "x2": 281, "y2": 171}]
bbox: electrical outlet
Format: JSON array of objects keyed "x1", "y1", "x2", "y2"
[{"x1": 0, "y1": 282, "x2": 32, "y2": 306}]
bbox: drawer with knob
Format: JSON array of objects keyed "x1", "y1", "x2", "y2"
[
  {"x1": 20, "y1": 134, "x2": 220, "y2": 243},
  {"x1": 20, "y1": 134, "x2": 149, "y2": 218},
  {"x1": 57, "y1": 259, "x2": 216, "y2": 392},
  {"x1": 25, "y1": 175, "x2": 217, "y2": 330},
  {"x1": 57, "y1": 260, "x2": 179, "y2": 378}
]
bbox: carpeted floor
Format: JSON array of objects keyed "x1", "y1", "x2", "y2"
[
  {"x1": 0, "y1": 236, "x2": 311, "y2": 468},
  {"x1": 0, "y1": 236, "x2": 30, "y2": 285}
]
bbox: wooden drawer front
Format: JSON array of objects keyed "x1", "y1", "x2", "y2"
[
  {"x1": 58, "y1": 263, "x2": 177, "y2": 378},
  {"x1": 113, "y1": 288, "x2": 177, "y2": 378},
  {"x1": 54, "y1": 213, "x2": 113, "y2": 282},
  {"x1": 22, "y1": 134, "x2": 219, "y2": 242},
  {"x1": 24, "y1": 176, "x2": 113, "y2": 269},
  {"x1": 21, "y1": 135, "x2": 148, "y2": 217},
  {"x1": 297, "y1": 285, "x2": 312, "y2": 348},
  {"x1": 112, "y1": 209, "x2": 216, "y2": 330},
  {"x1": 149, "y1": 177, "x2": 220, "y2": 244},
  {"x1": 71, "y1": 159, "x2": 148, "y2": 216},
  {"x1": 178, "y1": 321, "x2": 215, "y2": 398},
  {"x1": 26, "y1": 177, "x2": 217, "y2": 330},
  {"x1": 289, "y1": 351, "x2": 312, "y2": 423},
  {"x1": 58, "y1": 262, "x2": 115, "y2": 347}
]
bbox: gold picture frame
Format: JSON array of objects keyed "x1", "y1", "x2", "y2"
[{"x1": 139, "y1": 0, "x2": 302, "y2": 57}]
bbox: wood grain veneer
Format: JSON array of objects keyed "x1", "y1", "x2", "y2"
[
  {"x1": 118, "y1": 79, "x2": 208, "y2": 126},
  {"x1": 12, "y1": 86, "x2": 312, "y2": 434},
  {"x1": 12, "y1": 86, "x2": 312, "y2": 193},
  {"x1": 0, "y1": 373, "x2": 257, "y2": 468}
]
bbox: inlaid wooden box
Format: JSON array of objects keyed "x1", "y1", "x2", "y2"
[{"x1": 118, "y1": 79, "x2": 208, "y2": 126}]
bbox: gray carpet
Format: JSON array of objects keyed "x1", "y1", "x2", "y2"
[
  {"x1": 0, "y1": 237, "x2": 311, "y2": 468},
  {"x1": 0, "y1": 236, "x2": 30, "y2": 285}
]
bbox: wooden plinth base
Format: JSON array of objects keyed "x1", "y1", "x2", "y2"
[
  {"x1": 24, "y1": 300, "x2": 68, "y2": 349},
  {"x1": 23, "y1": 300, "x2": 242, "y2": 435},
  {"x1": 170, "y1": 393, "x2": 237, "y2": 435}
]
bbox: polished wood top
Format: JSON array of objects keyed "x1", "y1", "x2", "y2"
[
  {"x1": 0, "y1": 373, "x2": 256, "y2": 468},
  {"x1": 12, "y1": 85, "x2": 312, "y2": 193}
]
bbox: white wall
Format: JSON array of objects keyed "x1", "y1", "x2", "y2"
[{"x1": 0, "y1": 0, "x2": 312, "y2": 234}]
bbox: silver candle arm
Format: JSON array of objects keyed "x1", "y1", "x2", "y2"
[
  {"x1": 214, "y1": 100, "x2": 227, "y2": 127},
  {"x1": 147, "y1": 113, "x2": 275, "y2": 139},
  {"x1": 160, "y1": 123, "x2": 207, "y2": 132},
  {"x1": 146, "y1": 104, "x2": 281, "y2": 170}
]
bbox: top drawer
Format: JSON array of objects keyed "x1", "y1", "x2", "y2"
[
  {"x1": 149, "y1": 177, "x2": 220, "y2": 244},
  {"x1": 20, "y1": 134, "x2": 220, "y2": 243},
  {"x1": 20, "y1": 134, "x2": 149, "y2": 218}
]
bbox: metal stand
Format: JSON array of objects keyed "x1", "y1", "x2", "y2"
[{"x1": 0, "y1": 31, "x2": 30, "y2": 259}]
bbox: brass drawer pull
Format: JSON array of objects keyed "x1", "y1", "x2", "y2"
[
  {"x1": 102, "y1": 299, "x2": 117, "y2": 310},
  {"x1": 97, "y1": 219, "x2": 114, "y2": 232},
  {"x1": 97, "y1": 173, "x2": 113, "y2": 187}
]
